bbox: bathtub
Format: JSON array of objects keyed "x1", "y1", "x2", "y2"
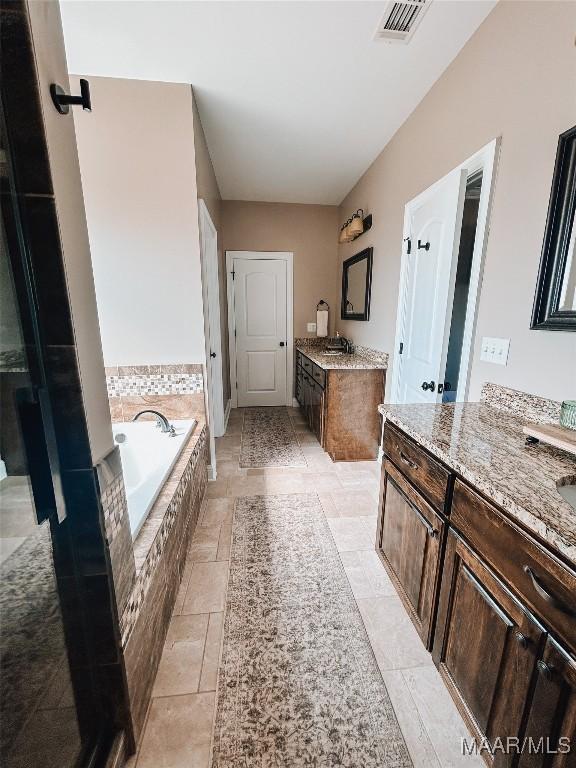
[{"x1": 112, "y1": 419, "x2": 197, "y2": 538}]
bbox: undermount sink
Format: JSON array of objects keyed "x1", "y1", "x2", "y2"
[
  {"x1": 557, "y1": 476, "x2": 576, "y2": 510},
  {"x1": 323, "y1": 351, "x2": 344, "y2": 356}
]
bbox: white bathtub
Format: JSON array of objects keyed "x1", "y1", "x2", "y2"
[{"x1": 112, "y1": 419, "x2": 197, "y2": 538}]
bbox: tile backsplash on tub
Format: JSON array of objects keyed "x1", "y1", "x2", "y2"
[{"x1": 106, "y1": 363, "x2": 204, "y2": 422}]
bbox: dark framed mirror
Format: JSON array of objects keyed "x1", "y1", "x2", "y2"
[
  {"x1": 531, "y1": 125, "x2": 576, "y2": 330},
  {"x1": 341, "y1": 247, "x2": 373, "y2": 321}
]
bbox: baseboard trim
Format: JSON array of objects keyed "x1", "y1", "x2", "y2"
[
  {"x1": 291, "y1": 398, "x2": 299, "y2": 408},
  {"x1": 207, "y1": 464, "x2": 217, "y2": 481}
]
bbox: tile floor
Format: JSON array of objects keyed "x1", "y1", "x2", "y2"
[{"x1": 127, "y1": 407, "x2": 482, "y2": 768}]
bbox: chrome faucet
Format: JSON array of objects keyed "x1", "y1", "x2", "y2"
[{"x1": 132, "y1": 410, "x2": 176, "y2": 436}]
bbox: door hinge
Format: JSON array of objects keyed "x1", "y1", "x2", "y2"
[
  {"x1": 231, "y1": 269, "x2": 235, "y2": 280},
  {"x1": 399, "y1": 342, "x2": 403, "y2": 355},
  {"x1": 403, "y1": 237, "x2": 411, "y2": 255},
  {"x1": 234, "y1": 328, "x2": 236, "y2": 338}
]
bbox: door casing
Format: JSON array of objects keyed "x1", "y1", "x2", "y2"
[
  {"x1": 226, "y1": 250, "x2": 294, "y2": 409},
  {"x1": 390, "y1": 138, "x2": 500, "y2": 405}
]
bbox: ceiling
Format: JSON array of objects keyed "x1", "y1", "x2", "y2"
[{"x1": 61, "y1": 1, "x2": 496, "y2": 205}]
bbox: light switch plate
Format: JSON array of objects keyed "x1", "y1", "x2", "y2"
[
  {"x1": 307, "y1": 322, "x2": 317, "y2": 332},
  {"x1": 480, "y1": 337, "x2": 510, "y2": 366}
]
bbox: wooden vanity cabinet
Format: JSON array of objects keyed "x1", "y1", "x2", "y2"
[
  {"x1": 433, "y1": 531, "x2": 546, "y2": 767},
  {"x1": 519, "y1": 638, "x2": 576, "y2": 768},
  {"x1": 377, "y1": 459, "x2": 446, "y2": 648},
  {"x1": 378, "y1": 422, "x2": 576, "y2": 767},
  {"x1": 295, "y1": 351, "x2": 384, "y2": 460}
]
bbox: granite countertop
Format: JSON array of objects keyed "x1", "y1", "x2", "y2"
[
  {"x1": 379, "y1": 402, "x2": 576, "y2": 565},
  {"x1": 297, "y1": 345, "x2": 388, "y2": 371}
]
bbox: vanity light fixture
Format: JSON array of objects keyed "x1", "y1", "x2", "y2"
[{"x1": 338, "y1": 210, "x2": 373, "y2": 244}]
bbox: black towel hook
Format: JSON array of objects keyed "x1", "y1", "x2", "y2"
[{"x1": 50, "y1": 79, "x2": 92, "y2": 115}]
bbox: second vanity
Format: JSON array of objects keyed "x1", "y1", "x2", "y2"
[
  {"x1": 295, "y1": 342, "x2": 387, "y2": 461},
  {"x1": 376, "y1": 399, "x2": 576, "y2": 765}
]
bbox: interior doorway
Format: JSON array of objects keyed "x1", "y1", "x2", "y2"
[
  {"x1": 390, "y1": 139, "x2": 499, "y2": 404},
  {"x1": 199, "y1": 200, "x2": 224, "y2": 480},
  {"x1": 226, "y1": 251, "x2": 293, "y2": 408}
]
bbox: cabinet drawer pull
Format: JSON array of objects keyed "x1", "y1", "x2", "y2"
[
  {"x1": 537, "y1": 660, "x2": 553, "y2": 681},
  {"x1": 523, "y1": 566, "x2": 575, "y2": 616},
  {"x1": 412, "y1": 501, "x2": 438, "y2": 539},
  {"x1": 399, "y1": 451, "x2": 418, "y2": 470}
]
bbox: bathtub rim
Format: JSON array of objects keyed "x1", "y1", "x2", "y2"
[{"x1": 112, "y1": 418, "x2": 197, "y2": 540}]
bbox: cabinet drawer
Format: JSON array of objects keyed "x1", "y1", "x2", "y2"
[
  {"x1": 296, "y1": 350, "x2": 303, "y2": 369},
  {"x1": 383, "y1": 424, "x2": 451, "y2": 512},
  {"x1": 302, "y1": 355, "x2": 313, "y2": 374},
  {"x1": 312, "y1": 363, "x2": 326, "y2": 389},
  {"x1": 452, "y1": 479, "x2": 576, "y2": 653}
]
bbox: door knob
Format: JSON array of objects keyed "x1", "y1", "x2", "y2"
[
  {"x1": 210, "y1": 351, "x2": 216, "y2": 358},
  {"x1": 279, "y1": 341, "x2": 285, "y2": 347},
  {"x1": 421, "y1": 380, "x2": 436, "y2": 392}
]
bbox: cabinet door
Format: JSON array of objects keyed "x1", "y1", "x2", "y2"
[
  {"x1": 377, "y1": 459, "x2": 445, "y2": 647},
  {"x1": 434, "y1": 531, "x2": 545, "y2": 767},
  {"x1": 303, "y1": 373, "x2": 313, "y2": 429},
  {"x1": 296, "y1": 365, "x2": 303, "y2": 406},
  {"x1": 311, "y1": 380, "x2": 324, "y2": 443},
  {"x1": 519, "y1": 637, "x2": 576, "y2": 768}
]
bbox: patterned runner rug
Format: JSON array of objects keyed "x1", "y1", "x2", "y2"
[
  {"x1": 239, "y1": 407, "x2": 307, "y2": 468},
  {"x1": 212, "y1": 493, "x2": 412, "y2": 767}
]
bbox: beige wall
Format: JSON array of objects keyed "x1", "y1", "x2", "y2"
[
  {"x1": 191, "y1": 93, "x2": 230, "y2": 405},
  {"x1": 221, "y1": 201, "x2": 340, "y2": 341},
  {"x1": 337, "y1": 0, "x2": 576, "y2": 402},
  {"x1": 30, "y1": 3, "x2": 113, "y2": 463},
  {"x1": 72, "y1": 76, "x2": 206, "y2": 368}
]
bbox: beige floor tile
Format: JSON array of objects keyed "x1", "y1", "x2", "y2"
[
  {"x1": 199, "y1": 612, "x2": 224, "y2": 692},
  {"x1": 187, "y1": 545, "x2": 218, "y2": 562},
  {"x1": 226, "y1": 476, "x2": 267, "y2": 497},
  {"x1": 188, "y1": 523, "x2": 221, "y2": 562},
  {"x1": 216, "y1": 434, "x2": 242, "y2": 450},
  {"x1": 357, "y1": 596, "x2": 433, "y2": 670},
  {"x1": 330, "y1": 489, "x2": 378, "y2": 517},
  {"x1": 206, "y1": 478, "x2": 228, "y2": 498},
  {"x1": 326, "y1": 517, "x2": 375, "y2": 551},
  {"x1": 190, "y1": 524, "x2": 221, "y2": 548},
  {"x1": 172, "y1": 562, "x2": 194, "y2": 615},
  {"x1": 200, "y1": 498, "x2": 234, "y2": 527},
  {"x1": 402, "y1": 666, "x2": 484, "y2": 768},
  {"x1": 136, "y1": 692, "x2": 215, "y2": 768},
  {"x1": 215, "y1": 459, "x2": 245, "y2": 477},
  {"x1": 343, "y1": 550, "x2": 397, "y2": 599},
  {"x1": 317, "y1": 492, "x2": 339, "y2": 518},
  {"x1": 183, "y1": 561, "x2": 229, "y2": 614},
  {"x1": 297, "y1": 432, "x2": 322, "y2": 445},
  {"x1": 382, "y1": 669, "x2": 441, "y2": 768},
  {"x1": 216, "y1": 523, "x2": 232, "y2": 560},
  {"x1": 152, "y1": 614, "x2": 209, "y2": 697},
  {"x1": 304, "y1": 452, "x2": 335, "y2": 471}
]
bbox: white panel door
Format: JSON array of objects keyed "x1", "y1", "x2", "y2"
[
  {"x1": 234, "y1": 258, "x2": 287, "y2": 406},
  {"x1": 394, "y1": 168, "x2": 467, "y2": 404}
]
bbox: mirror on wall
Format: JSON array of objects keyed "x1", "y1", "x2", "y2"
[
  {"x1": 531, "y1": 125, "x2": 576, "y2": 331},
  {"x1": 341, "y1": 247, "x2": 373, "y2": 321}
]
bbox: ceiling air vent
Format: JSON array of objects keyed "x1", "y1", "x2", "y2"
[{"x1": 374, "y1": 0, "x2": 432, "y2": 44}]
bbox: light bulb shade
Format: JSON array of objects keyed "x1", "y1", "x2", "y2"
[
  {"x1": 338, "y1": 225, "x2": 348, "y2": 244},
  {"x1": 348, "y1": 213, "x2": 364, "y2": 237}
]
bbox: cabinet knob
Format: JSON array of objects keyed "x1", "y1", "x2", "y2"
[
  {"x1": 514, "y1": 631, "x2": 528, "y2": 649},
  {"x1": 537, "y1": 660, "x2": 553, "y2": 681}
]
